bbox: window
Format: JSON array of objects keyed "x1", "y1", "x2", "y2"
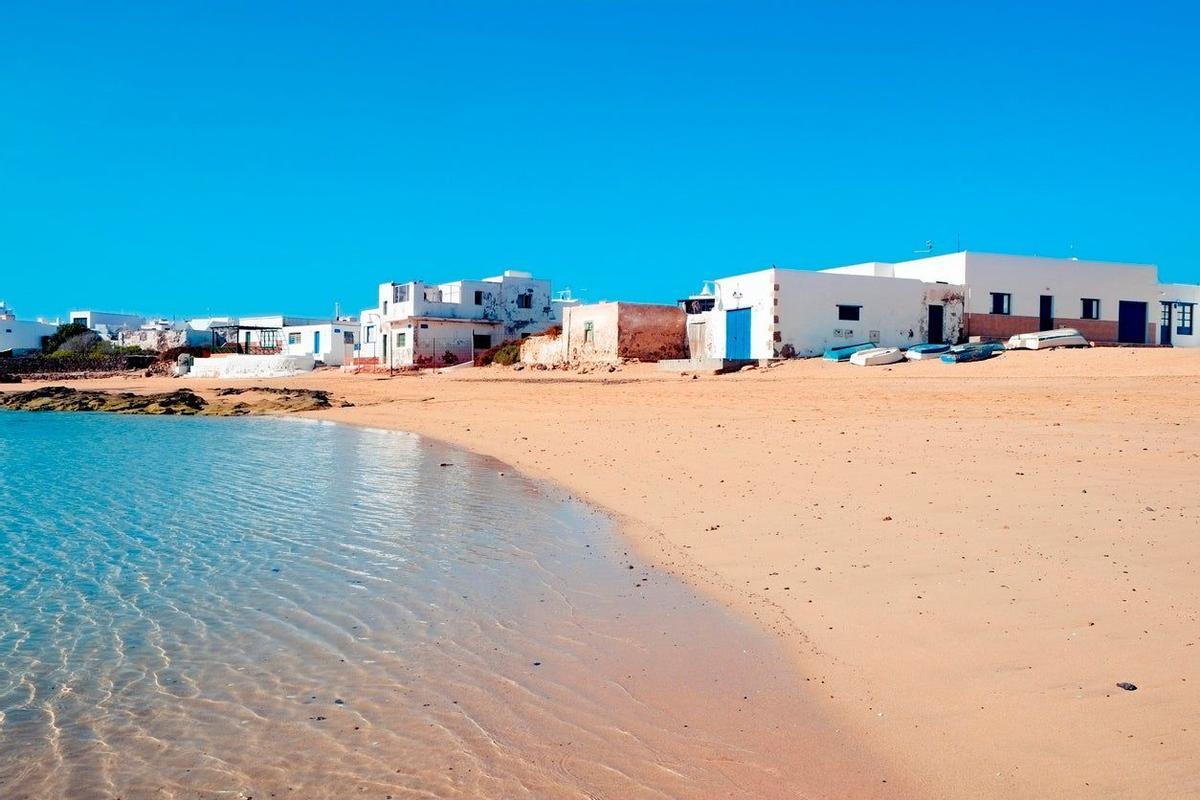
[
  {"x1": 990, "y1": 293, "x2": 1012, "y2": 315},
  {"x1": 1179, "y1": 303, "x2": 1195, "y2": 336},
  {"x1": 383, "y1": 301, "x2": 388, "y2": 315},
  {"x1": 393, "y1": 285, "x2": 409, "y2": 303},
  {"x1": 343, "y1": 331, "x2": 354, "y2": 344},
  {"x1": 584, "y1": 321, "x2": 594, "y2": 343},
  {"x1": 837, "y1": 305, "x2": 861, "y2": 321},
  {"x1": 365, "y1": 325, "x2": 375, "y2": 343},
  {"x1": 260, "y1": 330, "x2": 279, "y2": 348},
  {"x1": 474, "y1": 290, "x2": 484, "y2": 305},
  {"x1": 287, "y1": 332, "x2": 301, "y2": 345},
  {"x1": 396, "y1": 332, "x2": 406, "y2": 347},
  {"x1": 517, "y1": 292, "x2": 532, "y2": 310},
  {"x1": 419, "y1": 323, "x2": 429, "y2": 329},
  {"x1": 1081, "y1": 298, "x2": 1100, "y2": 320}
]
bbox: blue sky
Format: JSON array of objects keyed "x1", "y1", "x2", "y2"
[{"x1": 3, "y1": 1, "x2": 1198, "y2": 321}]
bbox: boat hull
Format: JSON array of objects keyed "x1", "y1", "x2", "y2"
[
  {"x1": 850, "y1": 347, "x2": 904, "y2": 366},
  {"x1": 822, "y1": 341, "x2": 878, "y2": 361}
]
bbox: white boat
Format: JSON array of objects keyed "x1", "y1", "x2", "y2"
[
  {"x1": 1005, "y1": 328, "x2": 1090, "y2": 350},
  {"x1": 849, "y1": 346, "x2": 904, "y2": 366}
]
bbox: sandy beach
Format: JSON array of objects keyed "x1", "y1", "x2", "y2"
[{"x1": 6, "y1": 347, "x2": 1199, "y2": 798}]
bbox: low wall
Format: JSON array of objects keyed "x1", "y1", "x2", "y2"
[
  {"x1": 0, "y1": 354, "x2": 157, "y2": 376},
  {"x1": 189, "y1": 354, "x2": 315, "y2": 378}
]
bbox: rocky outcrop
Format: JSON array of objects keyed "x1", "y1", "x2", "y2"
[{"x1": 0, "y1": 386, "x2": 349, "y2": 416}]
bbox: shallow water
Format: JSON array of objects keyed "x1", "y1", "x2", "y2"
[{"x1": 0, "y1": 411, "x2": 876, "y2": 799}]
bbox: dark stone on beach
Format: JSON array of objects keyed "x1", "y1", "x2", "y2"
[
  {"x1": 439, "y1": 462, "x2": 453, "y2": 467},
  {"x1": 1117, "y1": 682, "x2": 1137, "y2": 691},
  {"x1": 533, "y1": 662, "x2": 541, "y2": 666},
  {"x1": 334, "y1": 698, "x2": 345, "y2": 704}
]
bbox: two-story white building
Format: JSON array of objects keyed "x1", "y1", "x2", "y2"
[{"x1": 357, "y1": 270, "x2": 570, "y2": 367}]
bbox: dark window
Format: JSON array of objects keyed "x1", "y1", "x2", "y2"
[
  {"x1": 393, "y1": 285, "x2": 409, "y2": 303},
  {"x1": 72, "y1": 317, "x2": 87, "y2": 326},
  {"x1": 1082, "y1": 298, "x2": 1100, "y2": 320},
  {"x1": 396, "y1": 332, "x2": 406, "y2": 347},
  {"x1": 286, "y1": 332, "x2": 300, "y2": 345},
  {"x1": 584, "y1": 321, "x2": 594, "y2": 343},
  {"x1": 473, "y1": 333, "x2": 491, "y2": 349},
  {"x1": 517, "y1": 292, "x2": 532, "y2": 310},
  {"x1": 1179, "y1": 303, "x2": 1195, "y2": 335},
  {"x1": 991, "y1": 293, "x2": 1012, "y2": 315},
  {"x1": 419, "y1": 323, "x2": 429, "y2": 329},
  {"x1": 474, "y1": 290, "x2": 484, "y2": 305},
  {"x1": 837, "y1": 305, "x2": 861, "y2": 321}
]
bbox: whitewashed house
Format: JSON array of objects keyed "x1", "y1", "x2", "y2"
[
  {"x1": 686, "y1": 252, "x2": 1200, "y2": 360},
  {"x1": 357, "y1": 270, "x2": 570, "y2": 367},
  {"x1": 683, "y1": 267, "x2": 965, "y2": 359},
  {"x1": 0, "y1": 302, "x2": 58, "y2": 355},
  {"x1": 68, "y1": 310, "x2": 145, "y2": 340},
  {"x1": 878, "y1": 252, "x2": 1197, "y2": 347},
  {"x1": 212, "y1": 315, "x2": 358, "y2": 366}
]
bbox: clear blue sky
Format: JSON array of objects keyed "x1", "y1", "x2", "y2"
[{"x1": 3, "y1": 1, "x2": 1197, "y2": 321}]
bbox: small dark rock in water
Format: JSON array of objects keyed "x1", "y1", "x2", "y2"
[{"x1": 1116, "y1": 682, "x2": 1137, "y2": 691}]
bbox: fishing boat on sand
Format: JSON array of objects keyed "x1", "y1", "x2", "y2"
[
  {"x1": 940, "y1": 343, "x2": 1005, "y2": 363},
  {"x1": 904, "y1": 343, "x2": 951, "y2": 360},
  {"x1": 849, "y1": 347, "x2": 904, "y2": 366},
  {"x1": 822, "y1": 341, "x2": 878, "y2": 361}
]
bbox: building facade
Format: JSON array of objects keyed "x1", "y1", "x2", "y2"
[
  {"x1": 0, "y1": 302, "x2": 57, "y2": 355},
  {"x1": 520, "y1": 302, "x2": 688, "y2": 366},
  {"x1": 68, "y1": 310, "x2": 145, "y2": 339},
  {"x1": 862, "y1": 252, "x2": 1198, "y2": 347},
  {"x1": 357, "y1": 270, "x2": 568, "y2": 367},
  {"x1": 684, "y1": 267, "x2": 966, "y2": 360}
]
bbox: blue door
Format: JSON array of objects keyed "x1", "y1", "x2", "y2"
[
  {"x1": 313, "y1": 330, "x2": 321, "y2": 355},
  {"x1": 1117, "y1": 301, "x2": 1147, "y2": 344},
  {"x1": 726, "y1": 308, "x2": 751, "y2": 359}
]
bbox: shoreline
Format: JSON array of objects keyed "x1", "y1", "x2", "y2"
[{"x1": 5, "y1": 347, "x2": 1200, "y2": 798}]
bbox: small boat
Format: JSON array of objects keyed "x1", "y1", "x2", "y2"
[
  {"x1": 849, "y1": 346, "x2": 903, "y2": 366},
  {"x1": 904, "y1": 343, "x2": 951, "y2": 360},
  {"x1": 940, "y1": 343, "x2": 1004, "y2": 363},
  {"x1": 822, "y1": 341, "x2": 878, "y2": 361},
  {"x1": 1005, "y1": 328, "x2": 1090, "y2": 350}
]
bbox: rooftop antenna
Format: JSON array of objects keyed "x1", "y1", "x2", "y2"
[{"x1": 914, "y1": 240, "x2": 934, "y2": 255}]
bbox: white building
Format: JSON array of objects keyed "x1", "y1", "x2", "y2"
[
  {"x1": 862, "y1": 252, "x2": 1198, "y2": 347},
  {"x1": 358, "y1": 270, "x2": 569, "y2": 367},
  {"x1": 68, "y1": 310, "x2": 145, "y2": 340},
  {"x1": 687, "y1": 252, "x2": 1200, "y2": 360},
  {"x1": 209, "y1": 315, "x2": 358, "y2": 366},
  {"x1": 684, "y1": 267, "x2": 966, "y2": 360},
  {"x1": 0, "y1": 302, "x2": 58, "y2": 355}
]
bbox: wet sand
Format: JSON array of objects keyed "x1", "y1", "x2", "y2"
[{"x1": 7, "y1": 347, "x2": 1200, "y2": 798}]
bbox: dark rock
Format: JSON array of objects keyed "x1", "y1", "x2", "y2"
[{"x1": 1116, "y1": 682, "x2": 1137, "y2": 691}]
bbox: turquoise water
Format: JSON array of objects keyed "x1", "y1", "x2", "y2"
[{"x1": 0, "y1": 411, "x2": 847, "y2": 799}]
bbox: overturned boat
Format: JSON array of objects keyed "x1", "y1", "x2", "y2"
[
  {"x1": 904, "y1": 343, "x2": 951, "y2": 360},
  {"x1": 849, "y1": 346, "x2": 904, "y2": 366},
  {"x1": 1005, "y1": 328, "x2": 1091, "y2": 350},
  {"x1": 822, "y1": 341, "x2": 878, "y2": 362},
  {"x1": 940, "y1": 343, "x2": 1005, "y2": 363}
]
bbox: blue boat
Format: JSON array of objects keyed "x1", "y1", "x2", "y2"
[
  {"x1": 939, "y1": 343, "x2": 1005, "y2": 363},
  {"x1": 904, "y1": 343, "x2": 951, "y2": 360},
  {"x1": 822, "y1": 341, "x2": 878, "y2": 361}
]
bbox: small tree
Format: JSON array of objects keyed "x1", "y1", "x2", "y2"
[{"x1": 42, "y1": 322, "x2": 93, "y2": 353}]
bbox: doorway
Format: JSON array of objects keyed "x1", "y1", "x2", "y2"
[
  {"x1": 1117, "y1": 301, "x2": 1148, "y2": 344},
  {"x1": 1160, "y1": 302, "x2": 1173, "y2": 347},
  {"x1": 726, "y1": 308, "x2": 751, "y2": 360},
  {"x1": 927, "y1": 304, "x2": 944, "y2": 344},
  {"x1": 1039, "y1": 295, "x2": 1054, "y2": 331},
  {"x1": 313, "y1": 330, "x2": 321, "y2": 355}
]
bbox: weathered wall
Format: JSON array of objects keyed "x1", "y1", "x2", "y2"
[
  {"x1": 563, "y1": 303, "x2": 621, "y2": 363},
  {"x1": 519, "y1": 333, "x2": 565, "y2": 365},
  {"x1": 615, "y1": 304, "x2": 687, "y2": 361},
  {"x1": 118, "y1": 329, "x2": 208, "y2": 352}
]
